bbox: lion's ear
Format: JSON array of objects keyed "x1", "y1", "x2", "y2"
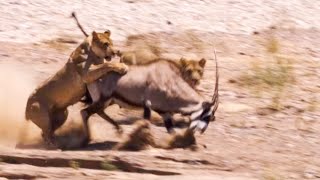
[
  {"x1": 104, "y1": 29, "x2": 111, "y2": 37},
  {"x1": 199, "y1": 58, "x2": 206, "y2": 68},
  {"x1": 180, "y1": 57, "x2": 187, "y2": 67},
  {"x1": 92, "y1": 31, "x2": 98, "y2": 39}
]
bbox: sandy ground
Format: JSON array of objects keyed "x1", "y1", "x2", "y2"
[{"x1": 0, "y1": 0, "x2": 320, "y2": 179}]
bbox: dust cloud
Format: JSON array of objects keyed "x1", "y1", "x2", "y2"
[{"x1": 0, "y1": 63, "x2": 41, "y2": 148}]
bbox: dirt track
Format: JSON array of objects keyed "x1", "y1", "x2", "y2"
[{"x1": 0, "y1": 0, "x2": 320, "y2": 179}]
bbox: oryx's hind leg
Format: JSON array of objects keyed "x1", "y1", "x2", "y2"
[
  {"x1": 52, "y1": 108, "x2": 68, "y2": 132},
  {"x1": 142, "y1": 99, "x2": 175, "y2": 134},
  {"x1": 143, "y1": 99, "x2": 152, "y2": 119}
]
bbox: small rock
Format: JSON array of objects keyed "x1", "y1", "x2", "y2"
[
  {"x1": 253, "y1": 31, "x2": 260, "y2": 35},
  {"x1": 269, "y1": 26, "x2": 277, "y2": 30},
  {"x1": 166, "y1": 20, "x2": 172, "y2": 25},
  {"x1": 228, "y1": 79, "x2": 237, "y2": 83}
]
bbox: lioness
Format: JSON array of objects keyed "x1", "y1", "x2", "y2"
[
  {"x1": 117, "y1": 49, "x2": 206, "y2": 88},
  {"x1": 25, "y1": 29, "x2": 128, "y2": 148}
]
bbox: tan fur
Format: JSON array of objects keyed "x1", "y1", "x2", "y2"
[
  {"x1": 117, "y1": 49, "x2": 206, "y2": 88},
  {"x1": 164, "y1": 129, "x2": 196, "y2": 149},
  {"x1": 117, "y1": 49, "x2": 158, "y2": 65},
  {"x1": 25, "y1": 31, "x2": 128, "y2": 148},
  {"x1": 114, "y1": 120, "x2": 155, "y2": 151},
  {"x1": 115, "y1": 120, "x2": 196, "y2": 150}
]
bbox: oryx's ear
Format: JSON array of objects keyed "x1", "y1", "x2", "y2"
[
  {"x1": 92, "y1": 31, "x2": 98, "y2": 39},
  {"x1": 180, "y1": 57, "x2": 187, "y2": 67},
  {"x1": 199, "y1": 58, "x2": 206, "y2": 68},
  {"x1": 104, "y1": 29, "x2": 111, "y2": 37}
]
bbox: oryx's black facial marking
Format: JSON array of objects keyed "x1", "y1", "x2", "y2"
[{"x1": 189, "y1": 101, "x2": 213, "y2": 133}]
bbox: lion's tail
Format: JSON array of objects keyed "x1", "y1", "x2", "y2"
[{"x1": 71, "y1": 12, "x2": 89, "y2": 37}]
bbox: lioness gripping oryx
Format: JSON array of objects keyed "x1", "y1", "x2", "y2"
[
  {"x1": 81, "y1": 49, "x2": 218, "y2": 139},
  {"x1": 25, "y1": 26, "x2": 128, "y2": 147}
]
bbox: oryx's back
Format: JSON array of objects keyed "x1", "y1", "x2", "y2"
[{"x1": 100, "y1": 60, "x2": 203, "y2": 112}]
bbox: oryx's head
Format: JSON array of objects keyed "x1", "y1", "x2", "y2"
[{"x1": 189, "y1": 48, "x2": 219, "y2": 134}]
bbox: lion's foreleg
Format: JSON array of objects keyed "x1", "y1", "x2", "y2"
[{"x1": 82, "y1": 62, "x2": 128, "y2": 84}]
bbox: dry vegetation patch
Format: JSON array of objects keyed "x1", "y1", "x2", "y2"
[{"x1": 238, "y1": 36, "x2": 296, "y2": 111}]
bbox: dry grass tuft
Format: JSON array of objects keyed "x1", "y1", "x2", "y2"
[
  {"x1": 125, "y1": 34, "x2": 162, "y2": 56},
  {"x1": 238, "y1": 36, "x2": 296, "y2": 110},
  {"x1": 184, "y1": 30, "x2": 205, "y2": 52},
  {"x1": 262, "y1": 168, "x2": 284, "y2": 180},
  {"x1": 69, "y1": 160, "x2": 80, "y2": 169},
  {"x1": 101, "y1": 161, "x2": 118, "y2": 171}
]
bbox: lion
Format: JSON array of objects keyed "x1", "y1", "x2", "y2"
[
  {"x1": 116, "y1": 48, "x2": 158, "y2": 65},
  {"x1": 117, "y1": 50, "x2": 206, "y2": 88},
  {"x1": 25, "y1": 29, "x2": 128, "y2": 148}
]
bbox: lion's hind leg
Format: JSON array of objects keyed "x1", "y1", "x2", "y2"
[
  {"x1": 32, "y1": 105, "x2": 56, "y2": 148},
  {"x1": 26, "y1": 101, "x2": 57, "y2": 149},
  {"x1": 51, "y1": 108, "x2": 68, "y2": 132}
]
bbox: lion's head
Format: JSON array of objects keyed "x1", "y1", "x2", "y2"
[
  {"x1": 90, "y1": 30, "x2": 116, "y2": 64},
  {"x1": 179, "y1": 58, "x2": 206, "y2": 87}
]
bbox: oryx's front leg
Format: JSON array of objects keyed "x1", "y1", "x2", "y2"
[{"x1": 142, "y1": 99, "x2": 175, "y2": 134}]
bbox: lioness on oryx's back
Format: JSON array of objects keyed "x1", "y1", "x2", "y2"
[
  {"x1": 118, "y1": 50, "x2": 207, "y2": 88},
  {"x1": 25, "y1": 28, "x2": 128, "y2": 148}
]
